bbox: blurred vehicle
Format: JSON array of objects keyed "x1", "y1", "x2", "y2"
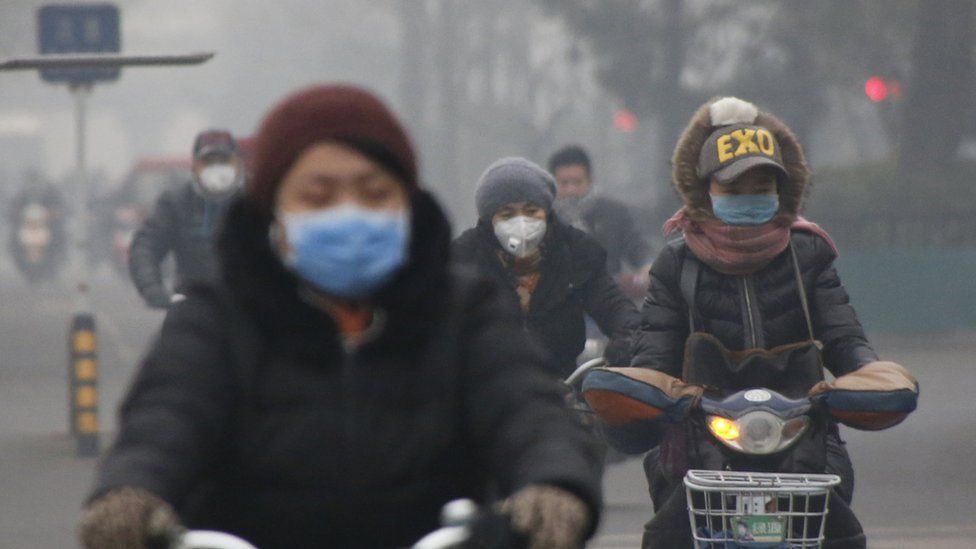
[
  {"x1": 7, "y1": 176, "x2": 67, "y2": 282},
  {"x1": 97, "y1": 156, "x2": 190, "y2": 276}
]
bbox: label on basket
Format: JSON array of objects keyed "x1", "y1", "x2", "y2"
[{"x1": 731, "y1": 515, "x2": 786, "y2": 543}]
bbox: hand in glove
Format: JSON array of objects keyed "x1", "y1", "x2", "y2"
[
  {"x1": 142, "y1": 286, "x2": 173, "y2": 309},
  {"x1": 78, "y1": 487, "x2": 181, "y2": 549},
  {"x1": 808, "y1": 361, "x2": 918, "y2": 430},
  {"x1": 498, "y1": 485, "x2": 591, "y2": 549}
]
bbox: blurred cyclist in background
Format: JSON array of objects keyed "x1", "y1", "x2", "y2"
[
  {"x1": 548, "y1": 144, "x2": 653, "y2": 299},
  {"x1": 128, "y1": 130, "x2": 243, "y2": 309}
]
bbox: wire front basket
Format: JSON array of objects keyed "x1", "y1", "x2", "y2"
[{"x1": 684, "y1": 470, "x2": 840, "y2": 548}]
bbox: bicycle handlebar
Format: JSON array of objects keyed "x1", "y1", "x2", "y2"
[
  {"x1": 564, "y1": 357, "x2": 607, "y2": 388},
  {"x1": 172, "y1": 530, "x2": 259, "y2": 549}
]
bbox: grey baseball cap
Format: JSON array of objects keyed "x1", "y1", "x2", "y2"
[
  {"x1": 193, "y1": 129, "x2": 238, "y2": 160},
  {"x1": 698, "y1": 123, "x2": 787, "y2": 184}
]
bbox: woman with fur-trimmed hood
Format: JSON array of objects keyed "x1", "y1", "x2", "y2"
[{"x1": 630, "y1": 97, "x2": 916, "y2": 548}]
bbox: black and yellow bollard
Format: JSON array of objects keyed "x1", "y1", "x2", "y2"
[{"x1": 69, "y1": 313, "x2": 99, "y2": 457}]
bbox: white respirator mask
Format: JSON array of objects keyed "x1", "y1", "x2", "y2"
[
  {"x1": 493, "y1": 216, "x2": 547, "y2": 258},
  {"x1": 197, "y1": 163, "x2": 240, "y2": 196}
]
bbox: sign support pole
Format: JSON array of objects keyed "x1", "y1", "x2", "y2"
[
  {"x1": 0, "y1": 44, "x2": 213, "y2": 457},
  {"x1": 71, "y1": 82, "x2": 92, "y2": 312},
  {"x1": 68, "y1": 82, "x2": 100, "y2": 456}
]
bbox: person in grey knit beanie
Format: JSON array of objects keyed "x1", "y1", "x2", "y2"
[
  {"x1": 453, "y1": 156, "x2": 640, "y2": 380},
  {"x1": 475, "y1": 157, "x2": 556, "y2": 221}
]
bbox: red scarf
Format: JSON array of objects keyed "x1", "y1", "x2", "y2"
[{"x1": 664, "y1": 210, "x2": 837, "y2": 275}]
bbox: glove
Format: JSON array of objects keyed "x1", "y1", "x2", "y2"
[
  {"x1": 809, "y1": 361, "x2": 917, "y2": 397},
  {"x1": 142, "y1": 286, "x2": 172, "y2": 309},
  {"x1": 498, "y1": 485, "x2": 590, "y2": 549},
  {"x1": 78, "y1": 487, "x2": 181, "y2": 549},
  {"x1": 808, "y1": 361, "x2": 918, "y2": 430}
]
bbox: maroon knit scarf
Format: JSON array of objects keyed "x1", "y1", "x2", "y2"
[{"x1": 664, "y1": 209, "x2": 837, "y2": 275}]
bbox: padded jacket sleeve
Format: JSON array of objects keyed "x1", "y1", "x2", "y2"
[
  {"x1": 807, "y1": 235, "x2": 879, "y2": 377},
  {"x1": 577, "y1": 241, "x2": 640, "y2": 367},
  {"x1": 629, "y1": 244, "x2": 690, "y2": 377},
  {"x1": 128, "y1": 191, "x2": 176, "y2": 299},
  {"x1": 457, "y1": 273, "x2": 603, "y2": 535},
  {"x1": 90, "y1": 287, "x2": 234, "y2": 505}
]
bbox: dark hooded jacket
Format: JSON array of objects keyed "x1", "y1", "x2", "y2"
[
  {"x1": 92, "y1": 191, "x2": 603, "y2": 548},
  {"x1": 632, "y1": 102, "x2": 877, "y2": 376},
  {"x1": 128, "y1": 181, "x2": 234, "y2": 299},
  {"x1": 452, "y1": 218, "x2": 639, "y2": 378},
  {"x1": 634, "y1": 100, "x2": 872, "y2": 548},
  {"x1": 560, "y1": 192, "x2": 653, "y2": 275}
]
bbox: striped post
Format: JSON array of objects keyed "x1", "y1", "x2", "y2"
[{"x1": 69, "y1": 313, "x2": 99, "y2": 457}]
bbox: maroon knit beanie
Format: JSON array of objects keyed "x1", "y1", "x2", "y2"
[{"x1": 247, "y1": 84, "x2": 418, "y2": 215}]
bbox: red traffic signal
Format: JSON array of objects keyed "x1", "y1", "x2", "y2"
[
  {"x1": 613, "y1": 109, "x2": 639, "y2": 133},
  {"x1": 864, "y1": 76, "x2": 888, "y2": 102},
  {"x1": 864, "y1": 76, "x2": 903, "y2": 102}
]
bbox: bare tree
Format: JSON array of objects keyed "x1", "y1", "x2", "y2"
[{"x1": 901, "y1": 0, "x2": 974, "y2": 173}]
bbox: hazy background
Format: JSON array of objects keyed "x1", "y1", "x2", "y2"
[
  {"x1": 5, "y1": 0, "x2": 974, "y2": 331},
  {"x1": 0, "y1": 0, "x2": 936, "y2": 226}
]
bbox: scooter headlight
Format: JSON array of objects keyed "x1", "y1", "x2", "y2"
[
  {"x1": 707, "y1": 413, "x2": 810, "y2": 455},
  {"x1": 708, "y1": 416, "x2": 740, "y2": 442}
]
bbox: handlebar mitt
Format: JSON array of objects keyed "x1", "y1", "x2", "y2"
[
  {"x1": 581, "y1": 367, "x2": 702, "y2": 454},
  {"x1": 809, "y1": 361, "x2": 918, "y2": 430}
]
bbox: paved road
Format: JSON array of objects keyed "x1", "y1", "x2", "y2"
[{"x1": 0, "y1": 271, "x2": 973, "y2": 547}]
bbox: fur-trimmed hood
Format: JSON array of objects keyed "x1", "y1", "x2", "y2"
[{"x1": 671, "y1": 97, "x2": 811, "y2": 224}]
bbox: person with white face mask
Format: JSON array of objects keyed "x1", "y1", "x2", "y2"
[
  {"x1": 128, "y1": 129, "x2": 244, "y2": 309},
  {"x1": 453, "y1": 157, "x2": 640, "y2": 379}
]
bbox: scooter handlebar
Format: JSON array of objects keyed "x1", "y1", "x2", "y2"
[
  {"x1": 564, "y1": 357, "x2": 608, "y2": 389},
  {"x1": 172, "y1": 531, "x2": 259, "y2": 549}
]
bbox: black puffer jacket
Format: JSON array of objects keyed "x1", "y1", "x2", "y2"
[
  {"x1": 128, "y1": 181, "x2": 233, "y2": 298},
  {"x1": 633, "y1": 96, "x2": 877, "y2": 379},
  {"x1": 452, "y1": 219, "x2": 639, "y2": 378},
  {"x1": 92, "y1": 192, "x2": 603, "y2": 548},
  {"x1": 570, "y1": 193, "x2": 653, "y2": 275},
  {"x1": 631, "y1": 231, "x2": 878, "y2": 377}
]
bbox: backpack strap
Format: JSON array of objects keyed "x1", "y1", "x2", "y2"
[
  {"x1": 788, "y1": 239, "x2": 816, "y2": 343},
  {"x1": 788, "y1": 236, "x2": 826, "y2": 377},
  {"x1": 669, "y1": 237, "x2": 700, "y2": 333}
]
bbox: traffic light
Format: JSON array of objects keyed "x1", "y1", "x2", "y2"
[
  {"x1": 613, "y1": 109, "x2": 639, "y2": 133},
  {"x1": 864, "y1": 76, "x2": 888, "y2": 102},
  {"x1": 864, "y1": 76, "x2": 903, "y2": 103}
]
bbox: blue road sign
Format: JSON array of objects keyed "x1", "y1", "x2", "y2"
[{"x1": 38, "y1": 3, "x2": 121, "y2": 84}]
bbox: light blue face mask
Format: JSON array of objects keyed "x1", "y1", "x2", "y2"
[
  {"x1": 277, "y1": 205, "x2": 410, "y2": 299},
  {"x1": 710, "y1": 194, "x2": 779, "y2": 226}
]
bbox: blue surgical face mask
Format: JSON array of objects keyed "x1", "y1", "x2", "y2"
[
  {"x1": 276, "y1": 205, "x2": 410, "y2": 299},
  {"x1": 709, "y1": 193, "x2": 779, "y2": 226}
]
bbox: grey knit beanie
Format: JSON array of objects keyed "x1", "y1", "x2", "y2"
[{"x1": 474, "y1": 157, "x2": 557, "y2": 220}]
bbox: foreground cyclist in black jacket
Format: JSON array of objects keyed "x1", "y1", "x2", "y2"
[{"x1": 80, "y1": 85, "x2": 602, "y2": 549}]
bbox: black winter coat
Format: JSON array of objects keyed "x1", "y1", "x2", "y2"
[
  {"x1": 632, "y1": 231, "x2": 877, "y2": 378},
  {"x1": 573, "y1": 194, "x2": 653, "y2": 275},
  {"x1": 452, "y1": 220, "x2": 639, "y2": 378},
  {"x1": 92, "y1": 192, "x2": 603, "y2": 548},
  {"x1": 128, "y1": 181, "x2": 233, "y2": 299}
]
